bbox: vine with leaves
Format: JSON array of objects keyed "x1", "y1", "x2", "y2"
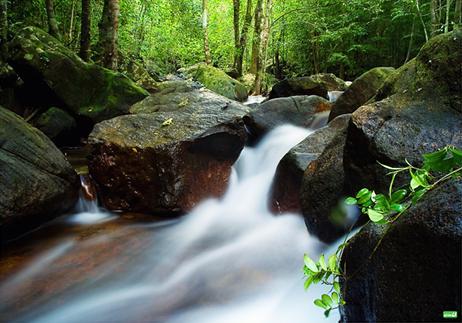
[{"x1": 303, "y1": 145, "x2": 462, "y2": 318}]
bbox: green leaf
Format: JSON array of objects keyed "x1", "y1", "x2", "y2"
[
  {"x1": 328, "y1": 254, "x2": 337, "y2": 272},
  {"x1": 390, "y1": 203, "x2": 404, "y2": 212},
  {"x1": 391, "y1": 189, "x2": 407, "y2": 203},
  {"x1": 324, "y1": 309, "x2": 332, "y2": 318},
  {"x1": 319, "y1": 254, "x2": 327, "y2": 271},
  {"x1": 322, "y1": 294, "x2": 333, "y2": 307},
  {"x1": 314, "y1": 299, "x2": 328, "y2": 309},
  {"x1": 367, "y1": 209, "x2": 384, "y2": 222},
  {"x1": 356, "y1": 188, "x2": 370, "y2": 199},
  {"x1": 410, "y1": 177, "x2": 420, "y2": 190},
  {"x1": 332, "y1": 292, "x2": 339, "y2": 304},
  {"x1": 345, "y1": 197, "x2": 357, "y2": 205},
  {"x1": 304, "y1": 276, "x2": 314, "y2": 290},
  {"x1": 412, "y1": 188, "x2": 428, "y2": 204},
  {"x1": 333, "y1": 281, "x2": 340, "y2": 293},
  {"x1": 358, "y1": 191, "x2": 372, "y2": 204},
  {"x1": 304, "y1": 254, "x2": 319, "y2": 273}
]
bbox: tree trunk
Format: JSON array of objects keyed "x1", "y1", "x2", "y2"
[
  {"x1": 431, "y1": 0, "x2": 440, "y2": 36},
  {"x1": 68, "y1": 0, "x2": 76, "y2": 43},
  {"x1": 415, "y1": 0, "x2": 429, "y2": 42},
  {"x1": 79, "y1": 0, "x2": 91, "y2": 61},
  {"x1": 455, "y1": 0, "x2": 462, "y2": 27},
  {"x1": 45, "y1": 0, "x2": 61, "y2": 39},
  {"x1": 202, "y1": 0, "x2": 212, "y2": 65},
  {"x1": 0, "y1": 0, "x2": 7, "y2": 59},
  {"x1": 250, "y1": 0, "x2": 263, "y2": 74},
  {"x1": 135, "y1": 2, "x2": 148, "y2": 57},
  {"x1": 405, "y1": 16, "x2": 416, "y2": 63},
  {"x1": 444, "y1": 0, "x2": 452, "y2": 32},
  {"x1": 234, "y1": 0, "x2": 253, "y2": 77},
  {"x1": 98, "y1": 0, "x2": 119, "y2": 70},
  {"x1": 233, "y1": 0, "x2": 240, "y2": 54},
  {"x1": 253, "y1": 0, "x2": 272, "y2": 95}
]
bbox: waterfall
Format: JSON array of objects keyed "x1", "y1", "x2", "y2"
[{"x1": 2, "y1": 124, "x2": 339, "y2": 323}]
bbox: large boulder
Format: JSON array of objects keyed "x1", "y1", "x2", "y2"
[
  {"x1": 272, "y1": 114, "x2": 350, "y2": 215},
  {"x1": 243, "y1": 95, "x2": 332, "y2": 143},
  {"x1": 268, "y1": 77, "x2": 329, "y2": 100},
  {"x1": 88, "y1": 84, "x2": 249, "y2": 214},
  {"x1": 310, "y1": 73, "x2": 348, "y2": 91},
  {"x1": 328, "y1": 67, "x2": 395, "y2": 121},
  {"x1": 343, "y1": 30, "x2": 462, "y2": 195},
  {"x1": 340, "y1": 179, "x2": 462, "y2": 322},
  {"x1": 32, "y1": 107, "x2": 77, "y2": 146},
  {"x1": 0, "y1": 107, "x2": 79, "y2": 242},
  {"x1": 299, "y1": 115, "x2": 352, "y2": 242},
  {"x1": 179, "y1": 63, "x2": 248, "y2": 102},
  {"x1": 8, "y1": 26, "x2": 148, "y2": 123}
]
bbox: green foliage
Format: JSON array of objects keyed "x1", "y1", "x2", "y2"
[{"x1": 304, "y1": 145, "x2": 462, "y2": 318}]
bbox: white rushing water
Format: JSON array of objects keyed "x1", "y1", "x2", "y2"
[{"x1": 3, "y1": 124, "x2": 339, "y2": 323}]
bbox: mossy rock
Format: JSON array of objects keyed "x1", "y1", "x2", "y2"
[
  {"x1": 376, "y1": 29, "x2": 462, "y2": 112},
  {"x1": 32, "y1": 107, "x2": 77, "y2": 145},
  {"x1": 179, "y1": 63, "x2": 248, "y2": 102},
  {"x1": 0, "y1": 106, "x2": 79, "y2": 242},
  {"x1": 328, "y1": 67, "x2": 395, "y2": 121},
  {"x1": 268, "y1": 76, "x2": 329, "y2": 100},
  {"x1": 8, "y1": 26, "x2": 148, "y2": 123}
]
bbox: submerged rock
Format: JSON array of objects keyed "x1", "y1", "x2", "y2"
[
  {"x1": 243, "y1": 95, "x2": 332, "y2": 143},
  {"x1": 268, "y1": 77, "x2": 329, "y2": 100},
  {"x1": 89, "y1": 85, "x2": 248, "y2": 214},
  {"x1": 328, "y1": 67, "x2": 395, "y2": 121},
  {"x1": 0, "y1": 107, "x2": 79, "y2": 242},
  {"x1": 340, "y1": 179, "x2": 462, "y2": 322},
  {"x1": 8, "y1": 26, "x2": 148, "y2": 123},
  {"x1": 179, "y1": 63, "x2": 248, "y2": 102},
  {"x1": 272, "y1": 114, "x2": 350, "y2": 216},
  {"x1": 343, "y1": 30, "x2": 462, "y2": 195}
]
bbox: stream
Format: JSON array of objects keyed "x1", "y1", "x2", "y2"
[{"x1": 0, "y1": 124, "x2": 338, "y2": 323}]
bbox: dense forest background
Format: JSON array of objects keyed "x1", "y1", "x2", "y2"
[{"x1": 2, "y1": 0, "x2": 461, "y2": 93}]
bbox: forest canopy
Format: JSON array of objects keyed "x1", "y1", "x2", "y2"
[{"x1": 2, "y1": 0, "x2": 461, "y2": 92}]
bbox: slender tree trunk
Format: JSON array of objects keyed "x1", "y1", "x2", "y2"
[
  {"x1": 79, "y1": 0, "x2": 91, "y2": 61},
  {"x1": 250, "y1": 0, "x2": 263, "y2": 74},
  {"x1": 254, "y1": 0, "x2": 272, "y2": 95},
  {"x1": 234, "y1": 0, "x2": 253, "y2": 77},
  {"x1": 431, "y1": 0, "x2": 440, "y2": 36},
  {"x1": 69, "y1": 0, "x2": 76, "y2": 42},
  {"x1": 0, "y1": 0, "x2": 7, "y2": 59},
  {"x1": 233, "y1": 0, "x2": 240, "y2": 56},
  {"x1": 135, "y1": 2, "x2": 148, "y2": 57},
  {"x1": 415, "y1": 0, "x2": 429, "y2": 41},
  {"x1": 98, "y1": 0, "x2": 119, "y2": 70},
  {"x1": 455, "y1": 0, "x2": 462, "y2": 27},
  {"x1": 45, "y1": 0, "x2": 61, "y2": 39},
  {"x1": 202, "y1": 0, "x2": 212, "y2": 65},
  {"x1": 444, "y1": 0, "x2": 452, "y2": 32},
  {"x1": 405, "y1": 16, "x2": 415, "y2": 63}
]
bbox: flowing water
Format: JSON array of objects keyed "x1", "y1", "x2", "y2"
[{"x1": 0, "y1": 125, "x2": 339, "y2": 323}]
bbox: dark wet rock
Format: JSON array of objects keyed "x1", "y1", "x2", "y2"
[
  {"x1": 340, "y1": 179, "x2": 462, "y2": 322},
  {"x1": 89, "y1": 86, "x2": 249, "y2": 214},
  {"x1": 179, "y1": 63, "x2": 248, "y2": 102},
  {"x1": 0, "y1": 107, "x2": 79, "y2": 242},
  {"x1": 268, "y1": 77, "x2": 329, "y2": 100},
  {"x1": 328, "y1": 67, "x2": 395, "y2": 121},
  {"x1": 343, "y1": 30, "x2": 462, "y2": 195},
  {"x1": 310, "y1": 73, "x2": 348, "y2": 91},
  {"x1": 298, "y1": 115, "x2": 352, "y2": 242},
  {"x1": 272, "y1": 114, "x2": 350, "y2": 215},
  {"x1": 32, "y1": 107, "x2": 77, "y2": 146},
  {"x1": 8, "y1": 26, "x2": 148, "y2": 123},
  {"x1": 0, "y1": 63, "x2": 23, "y2": 113},
  {"x1": 243, "y1": 95, "x2": 332, "y2": 143},
  {"x1": 125, "y1": 60, "x2": 159, "y2": 92}
]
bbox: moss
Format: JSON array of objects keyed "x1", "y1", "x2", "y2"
[{"x1": 182, "y1": 63, "x2": 248, "y2": 101}]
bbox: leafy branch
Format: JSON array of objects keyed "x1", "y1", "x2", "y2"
[{"x1": 303, "y1": 145, "x2": 462, "y2": 317}]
